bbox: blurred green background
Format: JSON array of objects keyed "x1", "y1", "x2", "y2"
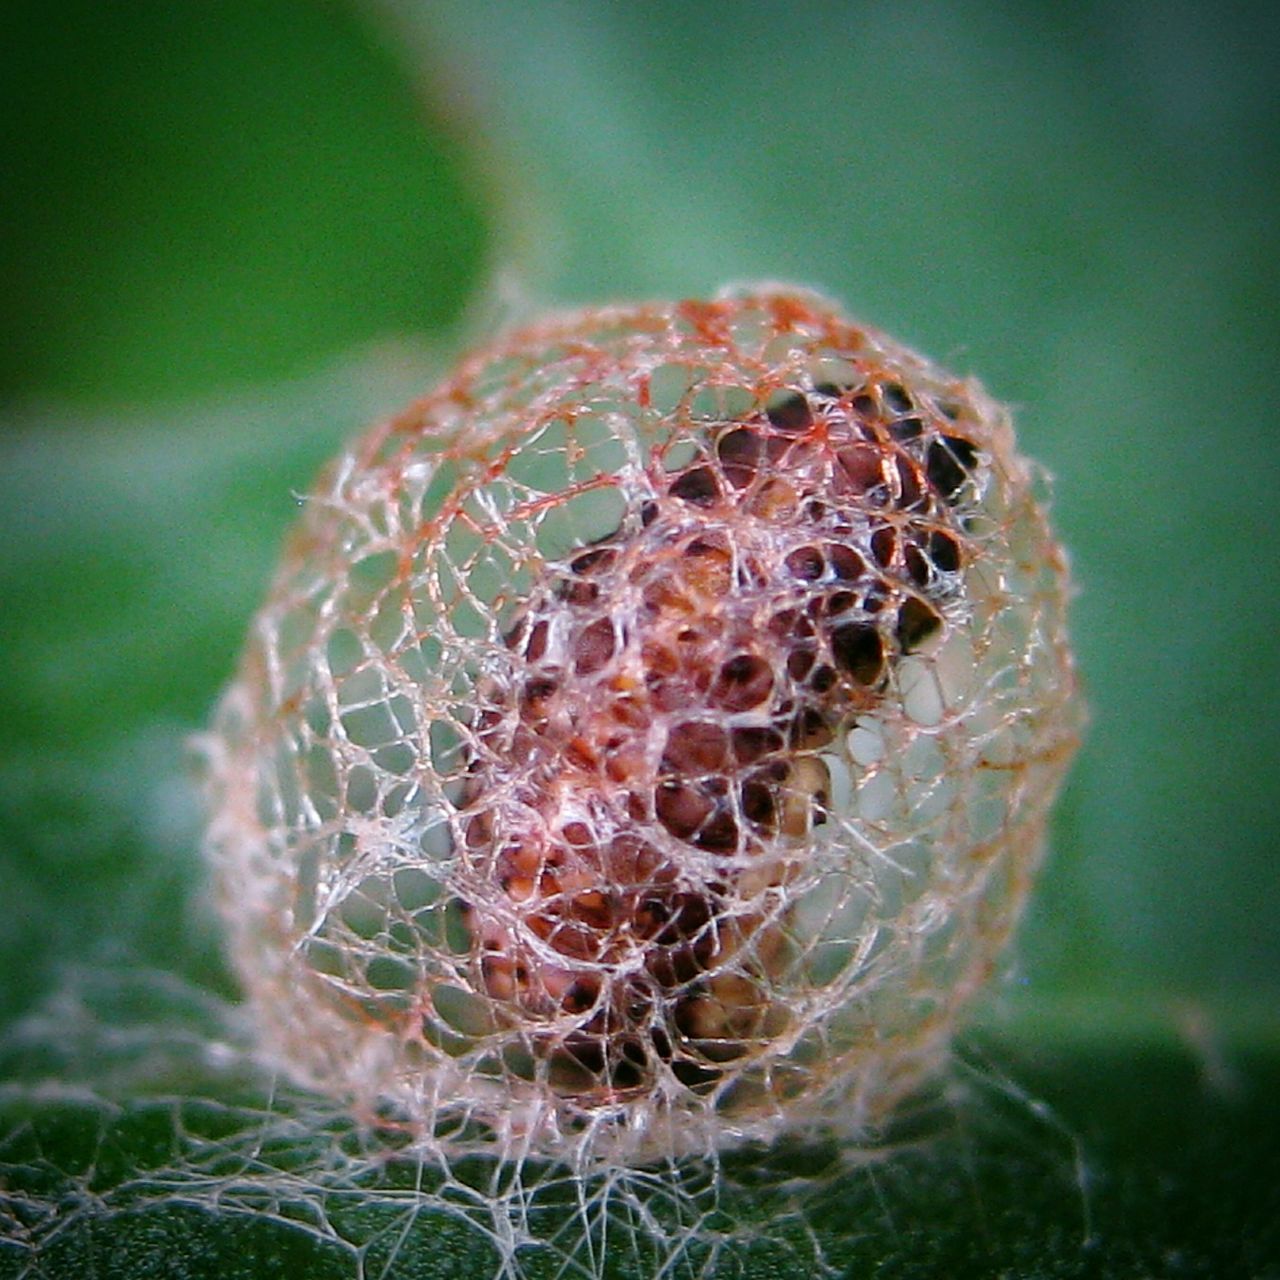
[{"x1": 1, "y1": 1, "x2": 1277, "y2": 1276}]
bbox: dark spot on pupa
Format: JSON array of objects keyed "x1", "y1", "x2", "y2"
[
  {"x1": 670, "y1": 466, "x2": 720, "y2": 505},
  {"x1": 635, "y1": 896, "x2": 670, "y2": 935},
  {"x1": 896, "y1": 597, "x2": 944, "y2": 652},
  {"x1": 863, "y1": 579, "x2": 889, "y2": 613},
  {"x1": 571, "y1": 546, "x2": 616, "y2": 575},
  {"x1": 791, "y1": 705, "x2": 834, "y2": 748},
  {"x1": 765, "y1": 607, "x2": 791, "y2": 632},
  {"x1": 836, "y1": 445, "x2": 885, "y2": 495},
  {"x1": 558, "y1": 577, "x2": 599, "y2": 606},
  {"x1": 710, "y1": 654, "x2": 773, "y2": 712},
  {"x1": 809, "y1": 664, "x2": 837, "y2": 694},
  {"x1": 740, "y1": 776, "x2": 777, "y2": 829},
  {"x1": 694, "y1": 806, "x2": 739, "y2": 853},
  {"x1": 717, "y1": 427, "x2": 766, "y2": 487},
  {"x1": 811, "y1": 382, "x2": 847, "y2": 401},
  {"x1": 731, "y1": 725, "x2": 784, "y2": 764},
  {"x1": 929, "y1": 530, "x2": 961, "y2": 572},
  {"x1": 905, "y1": 542, "x2": 931, "y2": 588},
  {"x1": 521, "y1": 676, "x2": 559, "y2": 715},
  {"x1": 671, "y1": 1056, "x2": 723, "y2": 1091},
  {"x1": 831, "y1": 624, "x2": 885, "y2": 686},
  {"x1": 573, "y1": 618, "x2": 616, "y2": 674},
  {"x1": 826, "y1": 543, "x2": 865, "y2": 581},
  {"x1": 893, "y1": 455, "x2": 924, "y2": 507},
  {"x1": 870, "y1": 526, "x2": 898, "y2": 568},
  {"x1": 686, "y1": 534, "x2": 730, "y2": 560},
  {"x1": 766, "y1": 391, "x2": 812, "y2": 433},
  {"x1": 525, "y1": 619, "x2": 549, "y2": 662},
  {"x1": 663, "y1": 720, "x2": 730, "y2": 773},
  {"x1": 785, "y1": 545, "x2": 824, "y2": 581},
  {"x1": 612, "y1": 1036, "x2": 649, "y2": 1083},
  {"x1": 883, "y1": 383, "x2": 914, "y2": 413},
  {"x1": 564, "y1": 1036, "x2": 606, "y2": 1074},
  {"x1": 927, "y1": 435, "x2": 980, "y2": 501},
  {"x1": 787, "y1": 647, "x2": 816, "y2": 680},
  {"x1": 655, "y1": 781, "x2": 713, "y2": 840},
  {"x1": 892, "y1": 418, "x2": 925, "y2": 447},
  {"x1": 502, "y1": 617, "x2": 526, "y2": 652},
  {"x1": 562, "y1": 821, "x2": 592, "y2": 847},
  {"x1": 569, "y1": 891, "x2": 615, "y2": 930}
]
